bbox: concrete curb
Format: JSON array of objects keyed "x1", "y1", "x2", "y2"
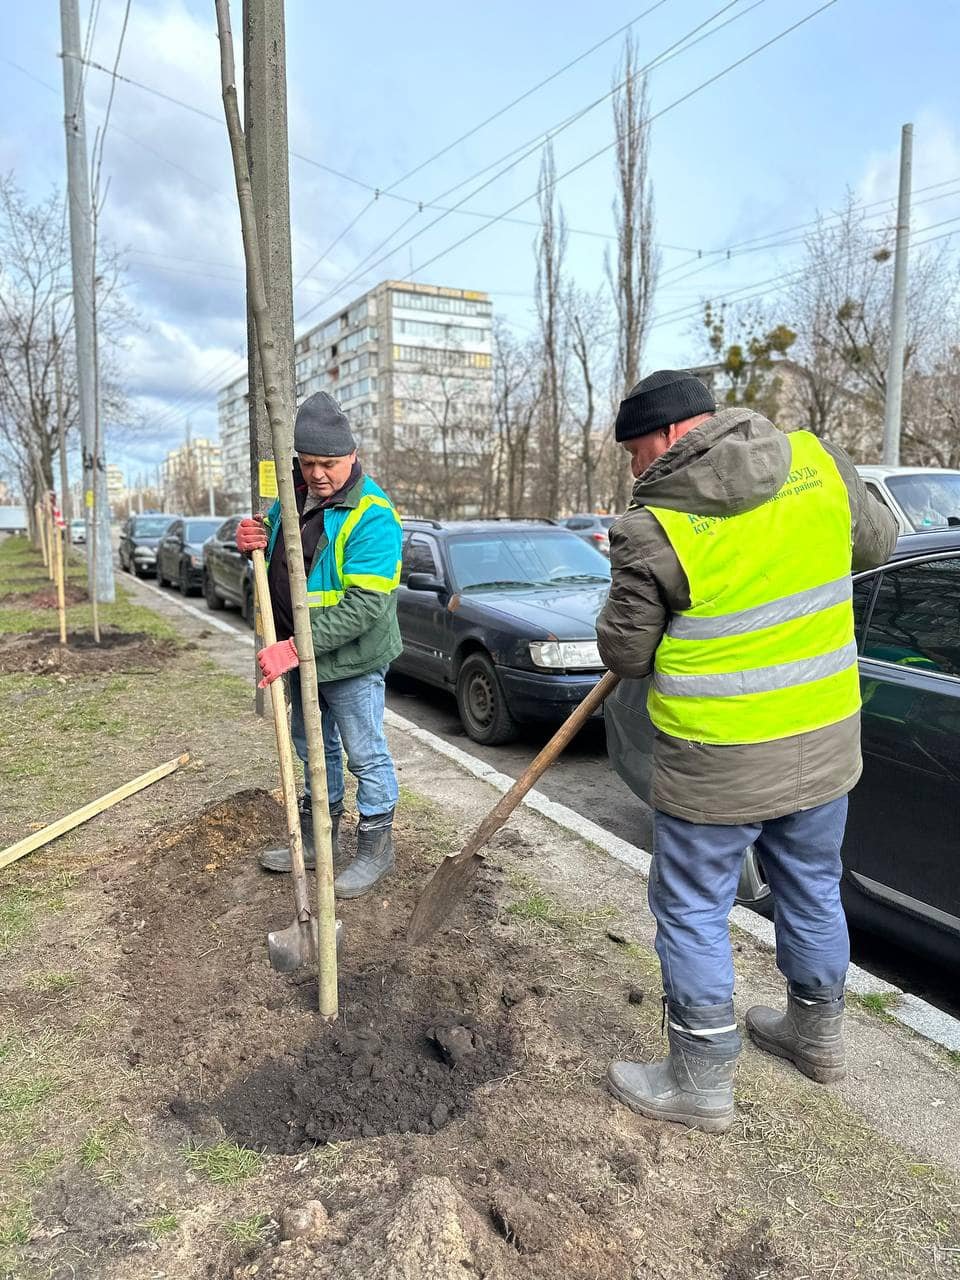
[{"x1": 384, "y1": 708, "x2": 960, "y2": 1055}]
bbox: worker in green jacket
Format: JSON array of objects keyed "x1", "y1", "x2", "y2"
[{"x1": 237, "y1": 391, "x2": 403, "y2": 898}]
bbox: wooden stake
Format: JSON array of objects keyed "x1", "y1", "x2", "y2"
[
  {"x1": 46, "y1": 505, "x2": 56, "y2": 581},
  {"x1": 215, "y1": 0, "x2": 338, "y2": 1018},
  {"x1": 55, "y1": 524, "x2": 67, "y2": 645},
  {"x1": 38, "y1": 502, "x2": 49, "y2": 569},
  {"x1": 0, "y1": 753, "x2": 190, "y2": 872}
]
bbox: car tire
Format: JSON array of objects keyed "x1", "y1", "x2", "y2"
[
  {"x1": 456, "y1": 652, "x2": 518, "y2": 746},
  {"x1": 156, "y1": 560, "x2": 168, "y2": 587},
  {"x1": 735, "y1": 846, "x2": 774, "y2": 916},
  {"x1": 179, "y1": 561, "x2": 196, "y2": 596},
  {"x1": 204, "y1": 571, "x2": 225, "y2": 611}
]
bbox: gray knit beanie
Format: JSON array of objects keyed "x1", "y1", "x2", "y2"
[{"x1": 294, "y1": 391, "x2": 357, "y2": 457}]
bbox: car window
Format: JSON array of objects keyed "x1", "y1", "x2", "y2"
[
  {"x1": 885, "y1": 474, "x2": 960, "y2": 531},
  {"x1": 862, "y1": 557, "x2": 960, "y2": 677},
  {"x1": 165, "y1": 521, "x2": 182, "y2": 539},
  {"x1": 401, "y1": 535, "x2": 440, "y2": 582},
  {"x1": 447, "y1": 531, "x2": 611, "y2": 591},
  {"x1": 134, "y1": 516, "x2": 175, "y2": 537},
  {"x1": 600, "y1": 516, "x2": 616, "y2": 528},
  {"x1": 215, "y1": 518, "x2": 236, "y2": 540},
  {"x1": 852, "y1": 576, "x2": 878, "y2": 646},
  {"x1": 565, "y1": 517, "x2": 592, "y2": 530},
  {"x1": 186, "y1": 519, "x2": 222, "y2": 542}
]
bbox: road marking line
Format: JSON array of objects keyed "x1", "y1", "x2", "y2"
[
  {"x1": 127, "y1": 578, "x2": 960, "y2": 1054},
  {"x1": 133, "y1": 577, "x2": 255, "y2": 645}
]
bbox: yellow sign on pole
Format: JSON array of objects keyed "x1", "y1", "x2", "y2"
[
  {"x1": 258, "y1": 460, "x2": 278, "y2": 500},
  {"x1": 84, "y1": 489, "x2": 94, "y2": 509}
]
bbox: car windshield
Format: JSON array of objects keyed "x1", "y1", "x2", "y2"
[
  {"x1": 886, "y1": 474, "x2": 960, "y2": 530},
  {"x1": 133, "y1": 517, "x2": 174, "y2": 537},
  {"x1": 447, "y1": 531, "x2": 611, "y2": 592},
  {"x1": 600, "y1": 516, "x2": 616, "y2": 528},
  {"x1": 70, "y1": 520, "x2": 84, "y2": 529},
  {"x1": 185, "y1": 519, "x2": 222, "y2": 542}
]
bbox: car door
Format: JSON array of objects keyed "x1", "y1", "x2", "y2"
[
  {"x1": 120, "y1": 518, "x2": 132, "y2": 566},
  {"x1": 395, "y1": 533, "x2": 449, "y2": 685},
  {"x1": 209, "y1": 517, "x2": 239, "y2": 600},
  {"x1": 845, "y1": 553, "x2": 960, "y2": 932},
  {"x1": 159, "y1": 520, "x2": 183, "y2": 581}
]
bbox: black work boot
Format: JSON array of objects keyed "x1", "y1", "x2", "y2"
[
  {"x1": 259, "y1": 798, "x2": 342, "y2": 874},
  {"x1": 746, "y1": 990, "x2": 845, "y2": 1083},
  {"x1": 334, "y1": 809, "x2": 395, "y2": 899},
  {"x1": 607, "y1": 1033, "x2": 739, "y2": 1134}
]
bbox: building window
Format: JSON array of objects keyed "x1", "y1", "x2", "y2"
[
  {"x1": 391, "y1": 290, "x2": 491, "y2": 319},
  {"x1": 392, "y1": 344, "x2": 491, "y2": 370},
  {"x1": 394, "y1": 318, "x2": 490, "y2": 345}
]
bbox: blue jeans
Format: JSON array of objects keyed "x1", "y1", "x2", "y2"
[
  {"x1": 288, "y1": 667, "x2": 398, "y2": 818},
  {"x1": 649, "y1": 798, "x2": 850, "y2": 1053}
]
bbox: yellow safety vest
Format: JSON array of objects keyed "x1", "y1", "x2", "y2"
[{"x1": 646, "y1": 431, "x2": 860, "y2": 745}]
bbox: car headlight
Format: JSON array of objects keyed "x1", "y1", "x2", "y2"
[{"x1": 528, "y1": 640, "x2": 603, "y2": 670}]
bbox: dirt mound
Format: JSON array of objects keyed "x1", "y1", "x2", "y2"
[
  {"x1": 0, "y1": 627, "x2": 179, "y2": 674},
  {"x1": 204, "y1": 1004, "x2": 511, "y2": 1153},
  {"x1": 5, "y1": 582, "x2": 88, "y2": 607}
]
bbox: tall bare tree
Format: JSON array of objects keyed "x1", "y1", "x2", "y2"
[
  {"x1": 608, "y1": 34, "x2": 658, "y2": 509},
  {"x1": 534, "y1": 141, "x2": 567, "y2": 518},
  {"x1": 564, "y1": 284, "x2": 612, "y2": 513},
  {"x1": 492, "y1": 320, "x2": 540, "y2": 517}
]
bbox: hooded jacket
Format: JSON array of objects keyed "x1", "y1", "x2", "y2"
[{"x1": 596, "y1": 408, "x2": 898, "y2": 824}]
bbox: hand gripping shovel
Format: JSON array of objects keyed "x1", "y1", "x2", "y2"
[
  {"x1": 251, "y1": 548, "x2": 327, "y2": 972},
  {"x1": 407, "y1": 670, "x2": 620, "y2": 945}
]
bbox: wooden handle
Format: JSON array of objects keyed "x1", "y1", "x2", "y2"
[
  {"x1": 251, "y1": 549, "x2": 314, "y2": 929},
  {"x1": 458, "y1": 670, "x2": 620, "y2": 862}
]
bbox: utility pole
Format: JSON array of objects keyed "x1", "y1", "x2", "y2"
[
  {"x1": 882, "y1": 122, "x2": 913, "y2": 467},
  {"x1": 207, "y1": 448, "x2": 216, "y2": 517},
  {"x1": 54, "y1": 330, "x2": 71, "y2": 526},
  {"x1": 244, "y1": 0, "x2": 296, "y2": 713},
  {"x1": 59, "y1": 0, "x2": 114, "y2": 603}
]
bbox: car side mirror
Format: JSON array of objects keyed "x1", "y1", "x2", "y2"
[{"x1": 406, "y1": 572, "x2": 446, "y2": 594}]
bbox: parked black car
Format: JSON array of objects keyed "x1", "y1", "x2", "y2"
[
  {"x1": 156, "y1": 517, "x2": 223, "y2": 595},
  {"x1": 118, "y1": 513, "x2": 180, "y2": 577},
  {"x1": 202, "y1": 515, "x2": 254, "y2": 623},
  {"x1": 391, "y1": 519, "x2": 612, "y2": 744},
  {"x1": 605, "y1": 530, "x2": 960, "y2": 969},
  {"x1": 562, "y1": 513, "x2": 615, "y2": 557}
]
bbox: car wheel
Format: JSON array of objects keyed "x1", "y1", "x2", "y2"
[
  {"x1": 204, "y1": 570, "x2": 225, "y2": 611},
  {"x1": 736, "y1": 846, "x2": 774, "y2": 916},
  {"x1": 456, "y1": 652, "x2": 518, "y2": 746},
  {"x1": 156, "y1": 559, "x2": 168, "y2": 587},
  {"x1": 179, "y1": 561, "x2": 196, "y2": 596}
]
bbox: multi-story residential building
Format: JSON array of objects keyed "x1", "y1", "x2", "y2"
[
  {"x1": 162, "y1": 437, "x2": 223, "y2": 515},
  {"x1": 218, "y1": 280, "x2": 493, "y2": 515},
  {"x1": 106, "y1": 464, "x2": 126, "y2": 516}
]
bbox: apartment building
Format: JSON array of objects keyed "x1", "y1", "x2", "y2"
[
  {"x1": 218, "y1": 280, "x2": 493, "y2": 513},
  {"x1": 105, "y1": 464, "x2": 126, "y2": 516},
  {"x1": 162, "y1": 437, "x2": 223, "y2": 514}
]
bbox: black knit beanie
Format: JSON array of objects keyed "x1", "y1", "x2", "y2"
[{"x1": 614, "y1": 369, "x2": 716, "y2": 441}]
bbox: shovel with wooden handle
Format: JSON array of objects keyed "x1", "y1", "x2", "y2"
[
  {"x1": 407, "y1": 670, "x2": 621, "y2": 946},
  {"x1": 251, "y1": 547, "x2": 325, "y2": 973}
]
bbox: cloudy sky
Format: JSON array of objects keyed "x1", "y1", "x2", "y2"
[{"x1": 2, "y1": 0, "x2": 959, "y2": 489}]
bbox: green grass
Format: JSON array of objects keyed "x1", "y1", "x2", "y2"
[
  {"x1": 145, "y1": 1212, "x2": 179, "y2": 1238},
  {"x1": 77, "y1": 1118, "x2": 135, "y2": 1176},
  {"x1": 849, "y1": 991, "x2": 901, "y2": 1020},
  {"x1": 0, "y1": 876, "x2": 74, "y2": 953},
  {"x1": 222, "y1": 1212, "x2": 270, "y2": 1245},
  {"x1": 0, "y1": 588, "x2": 177, "y2": 638},
  {"x1": 78, "y1": 1130, "x2": 110, "y2": 1169},
  {"x1": 0, "y1": 1075, "x2": 57, "y2": 1119},
  {"x1": 0, "y1": 1201, "x2": 31, "y2": 1248},
  {"x1": 183, "y1": 1141, "x2": 264, "y2": 1185},
  {"x1": 507, "y1": 885, "x2": 618, "y2": 933},
  {"x1": 13, "y1": 1149, "x2": 63, "y2": 1187},
  {"x1": 28, "y1": 972, "x2": 77, "y2": 996}
]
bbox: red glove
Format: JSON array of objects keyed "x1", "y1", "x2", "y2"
[
  {"x1": 257, "y1": 638, "x2": 299, "y2": 687},
  {"x1": 237, "y1": 515, "x2": 268, "y2": 553}
]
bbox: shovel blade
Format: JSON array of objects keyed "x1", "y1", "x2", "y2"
[{"x1": 267, "y1": 918, "x2": 342, "y2": 973}]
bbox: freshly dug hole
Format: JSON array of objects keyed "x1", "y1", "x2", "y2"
[
  {"x1": 200, "y1": 993, "x2": 512, "y2": 1153},
  {"x1": 0, "y1": 627, "x2": 179, "y2": 674}
]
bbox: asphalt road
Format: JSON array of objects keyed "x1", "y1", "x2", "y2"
[{"x1": 141, "y1": 572, "x2": 960, "y2": 1019}]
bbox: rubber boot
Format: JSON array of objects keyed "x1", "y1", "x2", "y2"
[
  {"x1": 607, "y1": 1032, "x2": 738, "y2": 1134},
  {"x1": 745, "y1": 991, "x2": 845, "y2": 1083},
  {"x1": 334, "y1": 809, "x2": 395, "y2": 899},
  {"x1": 259, "y1": 798, "x2": 342, "y2": 873}
]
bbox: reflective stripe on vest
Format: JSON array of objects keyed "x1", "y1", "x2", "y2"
[{"x1": 645, "y1": 431, "x2": 860, "y2": 745}]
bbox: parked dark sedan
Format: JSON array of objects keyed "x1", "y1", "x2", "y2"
[
  {"x1": 156, "y1": 517, "x2": 223, "y2": 595},
  {"x1": 605, "y1": 530, "x2": 960, "y2": 968},
  {"x1": 118, "y1": 513, "x2": 180, "y2": 577},
  {"x1": 202, "y1": 515, "x2": 254, "y2": 623},
  {"x1": 391, "y1": 519, "x2": 612, "y2": 744}
]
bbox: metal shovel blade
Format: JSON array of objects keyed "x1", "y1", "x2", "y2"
[{"x1": 267, "y1": 918, "x2": 342, "y2": 973}]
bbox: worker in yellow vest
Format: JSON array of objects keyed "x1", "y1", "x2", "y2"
[{"x1": 596, "y1": 370, "x2": 897, "y2": 1133}]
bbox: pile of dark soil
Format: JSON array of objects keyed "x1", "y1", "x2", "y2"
[
  {"x1": 0, "y1": 627, "x2": 178, "y2": 674},
  {"x1": 5, "y1": 582, "x2": 89, "y2": 607}
]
